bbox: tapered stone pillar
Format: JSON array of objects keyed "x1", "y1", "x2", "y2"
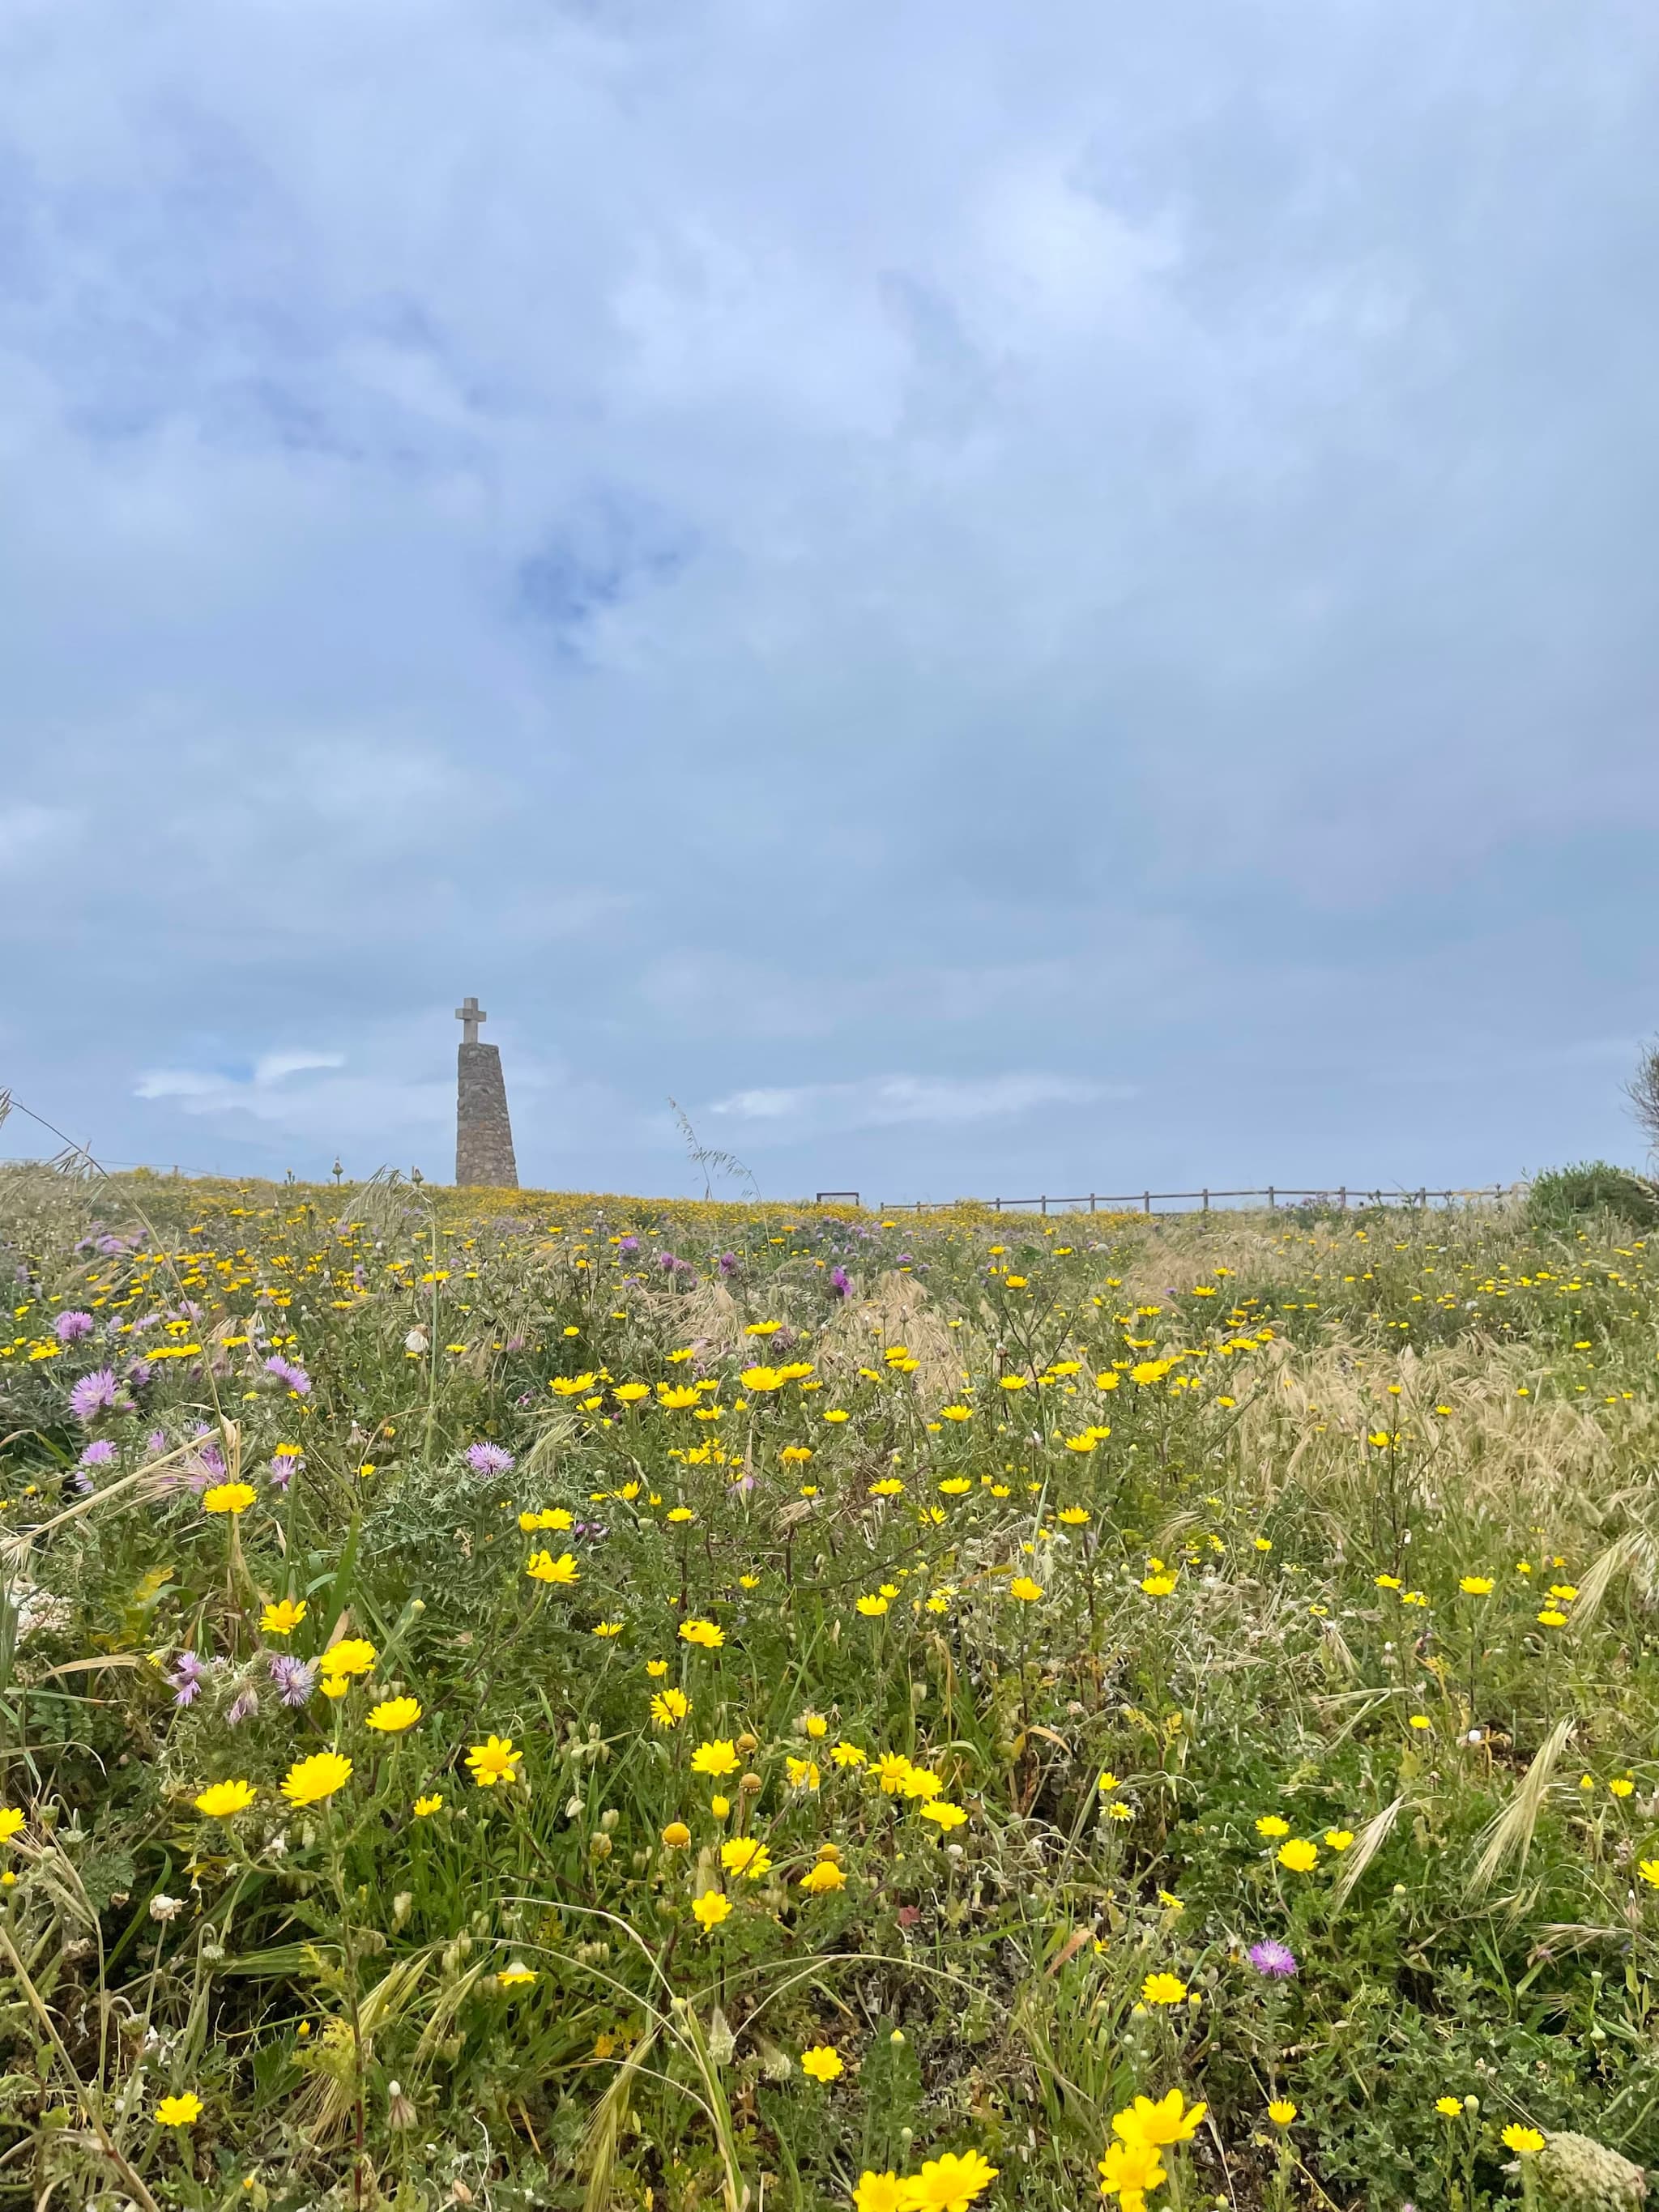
[{"x1": 454, "y1": 996, "x2": 518, "y2": 1187}]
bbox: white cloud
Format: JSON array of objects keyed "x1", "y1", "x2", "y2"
[
  {"x1": 136, "y1": 1050, "x2": 353, "y2": 1119},
  {"x1": 971, "y1": 156, "x2": 1179, "y2": 339},
  {"x1": 0, "y1": 803, "x2": 79, "y2": 876},
  {"x1": 710, "y1": 1072, "x2": 1126, "y2": 1136},
  {"x1": 253, "y1": 1050, "x2": 346, "y2": 1084}
]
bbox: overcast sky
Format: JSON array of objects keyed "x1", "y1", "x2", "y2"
[{"x1": 2, "y1": 0, "x2": 1656, "y2": 1204}]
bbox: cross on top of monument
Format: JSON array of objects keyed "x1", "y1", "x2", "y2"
[{"x1": 455, "y1": 995, "x2": 487, "y2": 1044}]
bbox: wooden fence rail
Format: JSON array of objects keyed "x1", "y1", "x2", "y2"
[{"x1": 859, "y1": 1183, "x2": 1524, "y2": 1217}]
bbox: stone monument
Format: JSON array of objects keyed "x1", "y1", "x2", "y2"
[{"x1": 454, "y1": 995, "x2": 518, "y2": 1187}]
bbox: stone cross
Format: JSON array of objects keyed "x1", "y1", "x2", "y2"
[{"x1": 454, "y1": 993, "x2": 518, "y2": 1187}]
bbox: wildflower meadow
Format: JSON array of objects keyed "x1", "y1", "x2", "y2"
[{"x1": 2, "y1": 1164, "x2": 1657, "y2": 2210}]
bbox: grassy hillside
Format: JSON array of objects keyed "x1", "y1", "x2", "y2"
[{"x1": 2, "y1": 1165, "x2": 1657, "y2": 2210}]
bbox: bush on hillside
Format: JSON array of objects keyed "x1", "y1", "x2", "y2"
[{"x1": 1529, "y1": 1159, "x2": 1659, "y2": 1230}]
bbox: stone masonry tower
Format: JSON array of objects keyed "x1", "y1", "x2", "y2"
[{"x1": 454, "y1": 996, "x2": 518, "y2": 1187}]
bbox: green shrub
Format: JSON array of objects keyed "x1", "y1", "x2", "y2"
[{"x1": 1528, "y1": 1160, "x2": 1659, "y2": 1230}]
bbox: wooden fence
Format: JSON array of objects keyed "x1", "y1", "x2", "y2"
[{"x1": 835, "y1": 1183, "x2": 1523, "y2": 1218}]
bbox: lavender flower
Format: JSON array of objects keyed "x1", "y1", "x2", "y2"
[
  {"x1": 74, "y1": 1438, "x2": 116, "y2": 1491},
  {"x1": 268, "y1": 1656, "x2": 318, "y2": 1707},
  {"x1": 466, "y1": 1442, "x2": 515, "y2": 1477},
  {"x1": 69, "y1": 1368, "x2": 119, "y2": 1422},
  {"x1": 182, "y1": 1445, "x2": 227, "y2": 1496},
  {"x1": 226, "y1": 1687, "x2": 260, "y2": 1727},
  {"x1": 168, "y1": 1652, "x2": 207, "y2": 1707},
  {"x1": 1247, "y1": 1939, "x2": 1299, "y2": 1978},
  {"x1": 53, "y1": 1311, "x2": 95, "y2": 1343}
]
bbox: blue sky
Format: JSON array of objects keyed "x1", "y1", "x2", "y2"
[{"x1": 2, "y1": 0, "x2": 1657, "y2": 1202}]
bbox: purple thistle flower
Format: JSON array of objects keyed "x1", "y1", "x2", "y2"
[
  {"x1": 264, "y1": 1355, "x2": 311, "y2": 1396},
  {"x1": 168, "y1": 1652, "x2": 207, "y2": 1707},
  {"x1": 79, "y1": 1439, "x2": 117, "y2": 1468},
  {"x1": 70, "y1": 1368, "x2": 119, "y2": 1422},
  {"x1": 226, "y1": 1687, "x2": 259, "y2": 1727},
  {"x1": 716, "y1": 1252, "x2": 740, "y2": 1277},
  {"x1": 267, "y1": 1451, "x2": 302, "y2": 1490},
  {"x1": 1248, "y1": 1939, "x2": 1299, "y2": 1978},
  {"x1": 54, "y1": 1311, "x2": 95, "y2": 1343},
  {"x1": 466, "y1": 1442, "x2": 515, "y2": 1477},
  {"x1": 268, "y1": 1655, "x2": 318, "y2": 1707},
  {"x1": 126, "y1": 1359, "x2": 154, "y2": 1388},
  {"x1": 830, "y1": 1267, "x2": 852, "y2": 1298},
  {"x1": 617, "y1": 1235, "x2": 639, "y2": 1254},
  {"x1": 182, "y1": 1444, "x2": 227, "y2": 1495},
  {"x1": 145, "y1": 1430, "x2": 168, "y2": 1455}
]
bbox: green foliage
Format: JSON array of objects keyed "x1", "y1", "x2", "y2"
[
  {"x1": 1528, "y1": 1161, "x2": 1659, "y2": 1231},
  {"x1": 2, "y1": 1167, "x2": 1659, "y2": 2207},
  {"x1": 1535, "y1": 2132, "x2": 1648, "y2": 2211}
]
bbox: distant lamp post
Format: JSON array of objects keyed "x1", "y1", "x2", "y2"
[
  {"x1": 332, "y1": 1157, "x2": 344, "y2": 1186},
  {"x1": 412, "y1": 1166, "x2": 424, "y2": 1186}
]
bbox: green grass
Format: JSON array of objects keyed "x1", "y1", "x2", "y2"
[{"x1": 2, "y1": 1165, "x2": 1659, "y2": 2210}]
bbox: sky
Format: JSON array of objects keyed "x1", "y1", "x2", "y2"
[{"x1": 2, "y1": 0, "x2": 1657, "y2": 1205}]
